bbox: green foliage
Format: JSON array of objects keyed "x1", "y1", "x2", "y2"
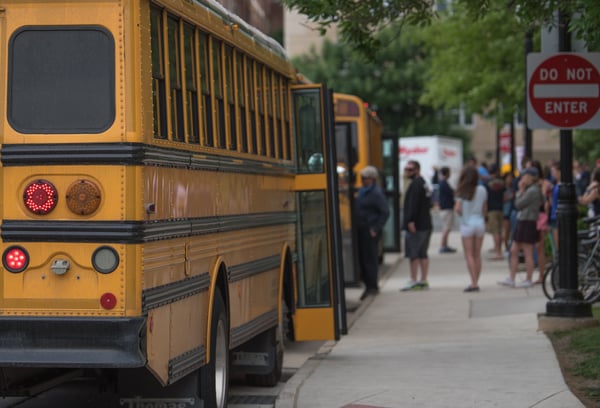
[
  {"x1": 574, "y1": 130, "x2": 600, "y2": 168},
  {"x1": 282, "y1": 0, "x2": 600, "y2": 57},
  {"x1": 419, "y1": 4, "x2": 528, "y2": 121},
  {"x1": 292, "y1": 24, "x2": 470, "y2": 148},
  {"x1": 280, "y1": 0, "x2": 434, "y2": 57}
]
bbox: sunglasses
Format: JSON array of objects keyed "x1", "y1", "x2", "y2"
[{"x1": 404, "y1": 168, "x2": 415, "y2": 172}]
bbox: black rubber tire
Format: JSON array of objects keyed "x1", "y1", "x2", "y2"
[
  {"x1": 542, "y1": 260, "x2": 558, "y2": 300},
  {"x1": 245, "y1": 326, "x2": 284, "y2": 387},
  {"x1": 199, "y1": 290, "x2": 229, "y2": 408}
]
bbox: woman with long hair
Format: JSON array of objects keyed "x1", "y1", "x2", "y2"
[
  {"x1": 531, "y1": 160, "x2": 551, "y2": 284},
  {"x1": 455, "y1": 165, "x2": 487, "y2": 292},
  {"x1": 499, "y1": 166, "x2": 544, "y2": 288}
]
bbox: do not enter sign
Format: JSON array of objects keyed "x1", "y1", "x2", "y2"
[{"x1": 527, "y1": 53, "x2": 600, "y2": 129}]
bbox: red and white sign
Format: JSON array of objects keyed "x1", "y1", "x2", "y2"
[{"x1": 527, "y1": 53, "x2": 600, "y2": 129}]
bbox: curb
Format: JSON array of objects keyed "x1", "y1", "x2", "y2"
[{"x1": 275, "y1": 255, "x2": 403, "y2": 408}]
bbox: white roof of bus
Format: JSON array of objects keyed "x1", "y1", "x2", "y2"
[{"x1": 193, "y1": 0, "x2": 288, "y2": 60}]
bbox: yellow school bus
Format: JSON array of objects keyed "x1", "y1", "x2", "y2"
[
  {"x1": 333, "y1": 93, "x2": 385, "y2": 284},
  {"x1": 0, "y1": 1, "x2": 343, "y2": 406}
]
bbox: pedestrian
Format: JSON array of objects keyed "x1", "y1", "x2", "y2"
[
  {"x1": 400, "y1": 160, "x2": 433, "y2": 291},
  {"x1": 355, "y1": 166, "x2": 390, "y2": 301},
  {"x1": 531, "y1": 160, "x2": 551, "y2": 283},
  {"x1": 438, "y1": 166, "x2": 457, "y2": 254},
  {"x1": 498, "y1": 166, "x2": 544, "y2": 288},
  {"x1": 502, "y1": 170, "x2": 515, "y2": 253},
  {"x1": 485, "y1": 164, "x2": 505, "y2": 260},
  {"x1": 455, "y1": 165, "x2": 487, "y2": 292},
  {"x1": 579, "y1": 166, "x2": 600, "y2": 217}
]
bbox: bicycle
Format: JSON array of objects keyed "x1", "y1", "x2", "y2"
[{"x1": 542, "y1": 214, "x2": 600, "y2": 302}]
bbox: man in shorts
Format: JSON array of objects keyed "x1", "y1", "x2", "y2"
[{"x1": 401, "y1": 160, "x2": 433, "y2": 291}]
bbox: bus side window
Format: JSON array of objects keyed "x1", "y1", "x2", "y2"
[
  {"x1": 236, "y1": 52, "x2": 248, "y2": 153},
  {"x1": 225, "y1": 45, "x2": 236, "y2": 151},
  {"x1": 256, "y1": 64, "x2": 265, "y2": 155},
  {"x1": 183, "y1": 23, "x2": 199, "y2": 144},
  {"x1": 247, "y1": 60, "x2": 257, "y2": 154},
  {"x1": 212, "y1": 38, "x2": 225, "y2": 148},
  {"x1": 167, "y1": 15, "x2": 184, "y2": 142},
  {"x1": 294, "y1": 92, "x2": 323, "y2": 173},
  {"x1": 150, "y1": 6, "x2": 167, "y2": 139},
  {"x1": 198, "y1": 32, "x2": 212, "y2": 147},
  {"x1": 282, "y1": 81, "x2": 291, "y2": 160}
]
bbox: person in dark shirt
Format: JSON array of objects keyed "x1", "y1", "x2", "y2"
[
  {"x1": 438, "y1": 166, "x2": 456, "y2": 253},
  {"x1": 355, "y1": 166, "x2": 390, "y2": 300},
  {"x1": 401, "y1": 160, "x2": 433, "y2": 291},
  {"x1": 485, "y1": 164, "x2": 505, "y2": 260}
]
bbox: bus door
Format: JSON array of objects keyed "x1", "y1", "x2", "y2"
[
  {"x1": 382, "y1": 132, "x2": 401, "y2": 252},
  {"x1": 290, "y1": 84, "x2": 345, "y2": 341},
  {"x1": 334, "y1": 122, "x2": 361, "y2": 285}
]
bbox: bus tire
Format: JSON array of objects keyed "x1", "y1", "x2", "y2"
[
  {"x1": 199, "y1": 290, "x2": 229, "y2": 408},
  {"x1": 245, "y1": 326, "x2": 283, "y2": 387}
]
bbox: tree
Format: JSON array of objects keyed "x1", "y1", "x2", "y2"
[
  {"x1": 293, "y1": 25, "x2": 469, "y2": 143},
  {"x1": 281, "y1": 0, "x2": 600, "y2": 56},
  {"x1": 419, "y1": 3, "x2": 527, "y2": 124}
]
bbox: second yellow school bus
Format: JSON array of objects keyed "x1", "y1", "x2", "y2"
[
  {"x1": 333, "y1": 93, "x2": 384, "y2": 284},
  {"x1": 0, "y1": 0, "x2": 343, "y2": 406}
]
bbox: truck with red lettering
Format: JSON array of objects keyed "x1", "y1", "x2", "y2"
[{"x1": 399, "y1": 136, "x2": 463, "y2": 195}]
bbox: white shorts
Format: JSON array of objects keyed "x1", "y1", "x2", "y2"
[{"x1": 460, "y1": 224, "x2": 485, "y2": 237}]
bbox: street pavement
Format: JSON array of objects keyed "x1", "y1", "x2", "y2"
[{"x1": 276, "y1": 230, "x2": 587, "y2": 408}]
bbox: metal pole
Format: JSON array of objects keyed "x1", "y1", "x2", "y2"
[
  {"x1": 545, "y1": 10, "x2": 591, "y2": 318},
  {"x1": 524, "y1": 30, "x2": 533, "y2": 158}
]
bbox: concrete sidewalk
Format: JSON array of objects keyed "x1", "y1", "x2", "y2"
[{"x1": 276, "y1": 231, "x2": 585, "y2": 408}]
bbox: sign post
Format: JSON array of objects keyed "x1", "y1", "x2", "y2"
[{"x1": 528, "y1": 47, "x2": 597, "y2": 318}]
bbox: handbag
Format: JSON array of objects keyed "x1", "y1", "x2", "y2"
[{"x1": 536, "y1": 212, "x2": 549, "y2": 232}]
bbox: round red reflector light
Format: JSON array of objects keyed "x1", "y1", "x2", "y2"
[
  {"x1": 100, "y1": 293, "x2": 117, "y2": 310},
  {"x1": 3, "y1": 246, "x2": 29, "y2": 273},
  {"x1": 23, "y1": 180, "x2": 58, "y2": 215}
]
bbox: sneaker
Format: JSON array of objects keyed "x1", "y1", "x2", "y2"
[
  {"x1": 463, "y1": 285, "x2": 480, "y2": 292},
  {"x1": 516, "y1": 279, "x2": 533, "y2": 288},
  {"x1": 439, "y1": 247, "x2": 457, "y2": 254},
  {"x1": 497, "y1": 277, "x2": 515, "y2": 287},
  {"x1": 400, "y1": 280, "x2": 418, "y2": 291},
  {"x1": 414, "y1": 281, "x2": 429, "y2": 290}
]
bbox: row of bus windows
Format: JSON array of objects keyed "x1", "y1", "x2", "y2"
[{"x1": 151, "y1": 5, "x2": 292, "y2": 160}]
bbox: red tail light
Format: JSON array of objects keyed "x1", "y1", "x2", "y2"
[
  {"x1": 3, "y1": 246, "x2": 29, "y2": 273},
  {"x1": 100, "y1": 293, "x2": 117, "y2": 310},
  {"x1": 23, "y1": 180, "x2": 58, "y2": 215}
]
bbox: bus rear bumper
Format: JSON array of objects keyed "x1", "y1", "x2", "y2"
[{"x1": 0, "y1": 317, "x2": 146, "y2": 368}]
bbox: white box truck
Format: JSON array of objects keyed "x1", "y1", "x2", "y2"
[{"x1": 399, "y1": 136, "x2": 464, "y2": 194}]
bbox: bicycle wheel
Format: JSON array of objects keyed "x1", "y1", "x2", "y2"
[
  {"x1": 542, "y1": 260, "x2": 558, "y2": 300},
  {"x1": 579, "y1": 253, "x2": 600, "y2": 303}
]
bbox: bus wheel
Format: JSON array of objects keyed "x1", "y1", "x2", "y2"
[
  {"x1": 199, "y1": 290, "x2": 229, "y2": 408},
  {"x1": 245, "y1": 325, "x2": 283, "y2": 387}
]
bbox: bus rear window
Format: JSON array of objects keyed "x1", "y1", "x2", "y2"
[{"x1": 8, "y1": 26, "x2": 115, "y2": 134}]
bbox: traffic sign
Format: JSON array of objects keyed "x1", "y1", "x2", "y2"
[{"x1": 527, "y1": 53, "x2": 600, "y2": 129}]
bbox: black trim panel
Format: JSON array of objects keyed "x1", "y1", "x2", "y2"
[
  {"x1": 230, "y1": 309, "x2": 278, "y2": 349},
  {"x1": 168, "y1": 345, "x2": 206, "y2": 384},
  {"x1": 143, "y1": 273, "x2": 210, "y2": 312},
  {"x1": 1, "y1": 143, "x2": 294, "y2": 175},
  {"x1": 228, "y1": 254, "x2": 281, "y2": 283},
  {"x1": 2, "y1": 211, "x2": 296, "y2": 243},
  {"x1": 0, "y1": 317, "x2": 145, "y2": 367}
]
